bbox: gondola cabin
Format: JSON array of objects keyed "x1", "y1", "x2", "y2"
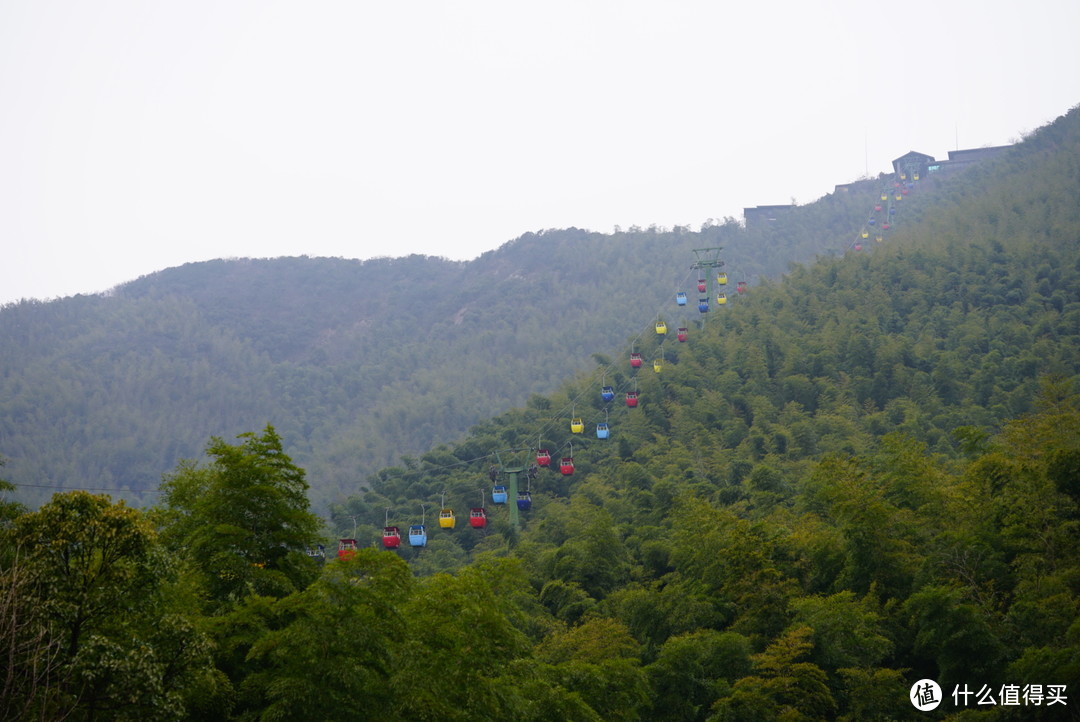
[
  {"x1": 875, "y1": 234, "x2": 883, "y2": 243},
  {"x1": 881, "y1": 192, "x2": 888, "y2": 201},
  {"x1": 882, "y1": 223, "x2": 890, "y2": 230},
  {"x1": 653, "y1": 358, "x2": 663, "y2": 373},
  {"x1": 469, "y1": 507, "x2": 487, "y2": 528},
  {"x1": 717, "y1": 272, "x2": 728, "y2": 285},
  {"x1": 698, "y1": 299, "x2": 709, "y2": 313},
  {"x1": 559, "y1": 456, "x2": 575, "y2": 475},
  {"x1": 630, "y1": 352, "x2": 643, "y2": 368},
  {"x1": 536, "y1": 448, "x2": 551, "y2": 467},
  {"x1": 861, "y1": 230, "x2": 869, "y2": 239},
  {"x1": 736, "y1": 281, "x2": 748, "y2": 294},
  {"x1": 625, "y1": 391, "x2": 639, "y2": 407},
  {"x1": 697, "y1": 278, "x2": 707, "y2": 292},
  {"x1": 439, "y1": 508, "x2": 456, "y2": 528},
  {"x1": 601, "y1": 386, "x2": 615, "y2": 402},
  {"x1": 492, "y1": 485, "x2": 508, "y2": 504},
  {"x1": 596, "y1": 422, "x2": 610, "y2": 439},
  {"x1": 570, "y1": 417, "x2": 584, "y2": 434},
  {"x1": 868, "y1": 218, "x2": 875, "y2": 226},
  {"x1": 382, "y1": 526, "x2": 401, "y2": 549},
  {"x1": 717, "y1": 293, "x2": 728, "y2": 305},
  {"x1": 408, "y1": 524, "x2": 427, "y2": 547},
  {"x1": 676, "y1": 291, "x2": 687, "y2": 306},
  {"x1": 338, "y1": 538, "x2": 358, "y2": 560},
  {"x1": 656, "y1": 320, "x2": 667, "y2": 335},
  {"x1": 854, "y1": 243, "x2": 863, "y2": 251},
  {"x1": 517, "y1": 491, "x2": 532, "y2": 511},
  {"x1": 875, "y1": 204, "x2": 882, "y2": 212},
  {"x1": 677, "y1": 327, "x2": 688, "y2": 342}
]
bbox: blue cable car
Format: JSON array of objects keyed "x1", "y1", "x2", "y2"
[
  {"x1": 596, "y1": 422, "x2": 610, "y2": 439},
  {"x1": 517, "y1": 491, "x2": 532, "y2": 511},
  {"x1": 601, "y1": 385, "x2": 615, "y2": 402},
  {"x1": 408, "y1": 524, "x2": 427, "y2": 547},
  {"x1": 698, "y1": 298, "x2": 710, "y2": 313},
  {"x1": 676, "y1": 291, "x2": 687, "y2": 306},
  {"x1": 492, "y1": 485, "x2": 508, "y2": 504}
]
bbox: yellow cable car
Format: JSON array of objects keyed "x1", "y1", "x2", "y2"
[
  {"x1": 861, "y1": 230, "x2": 869, "y2": 239},
  {"x1": 717, "y1": 293, "x2": 728, "y2": 305},
  {"x1": 571, "y1": 417, "x2": 584, "y2": 434},
  {"x1": 655, "y1": 320, "x2": 667, "y2": 335},
  {"x1": 653, "y1": 358, "x2": 663, "y2": 373},
  {"x1": 439, "y1": 508, "x2": 456, "y2": 529},
  {"x1": 717, "y1": 272, "x2": 728, "y2": 285}
]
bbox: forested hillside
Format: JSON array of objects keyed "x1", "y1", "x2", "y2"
[
  {"x1": 2, "y1": 107, "x2": 1078, "y2": 720},
  {"x1": 2, "y1": 140, "x2": 895, "y2": 509}
]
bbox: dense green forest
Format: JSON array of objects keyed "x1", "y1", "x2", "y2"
[
  {"x1": 2, "y1": 104, "x2": 1079, "y2": 720},
  {"x1": 3, "y1": 133, "x2": 936, "y2": 511}
]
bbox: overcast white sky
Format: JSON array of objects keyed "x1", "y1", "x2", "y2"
[{"x1": 2, "y1": 1, "x2": 1078, "y2": 305}]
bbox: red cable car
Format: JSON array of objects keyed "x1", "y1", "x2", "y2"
[
  {"x1": 736, "y1": 281, "x2": 748, "y2": 294},
  {"x1": 536, "y1": 448, "x2": 551, "y2": 467},
  {"x1": 625, "y1": 391, "x2": 639, "y2": 407},
  {"x1": 697, "y1": 278, "x2": 707, "y2": 292},
  {"x1": 559, "y1": 456, "x2": 575, "y2": 475},
  {"x1": 630, "y1": 352, "x2": 643, "y2": 368},
  {"x1": 677, "y1": 327, "x2": 688, "y2": 342},
  {"x1": 338, "y1": 538, "x2": 358, "y2": 560},
  {"x1": 469, "y1": 507, "x2": 487, "y2": 528},
  {"x1": 382, "y1": 526, "x2": 401, "y2": 549}
]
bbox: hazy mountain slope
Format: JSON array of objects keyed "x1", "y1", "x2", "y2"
[{"x1": 0, "y1": 111, "x2": 1037, "y2": 509}]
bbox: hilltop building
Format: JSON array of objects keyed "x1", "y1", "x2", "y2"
[{"x1": 743, "y1": 204, "x2": 795, "y2": 229}]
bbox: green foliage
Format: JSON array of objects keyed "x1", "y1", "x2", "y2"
[
  {"x1": 1, "y1": 492, "x2": 219, "y2": 720},
  {"x1": 159, "y1": 426, "x2": 322, "y2": 606}
]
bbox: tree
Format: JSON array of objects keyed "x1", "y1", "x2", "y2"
[
  {"x1": 2, "y1": 491, "x2": 218, "y2": 720},
  {"x1": 159, "y1": 426, "x2": 322, "y2": 606}
]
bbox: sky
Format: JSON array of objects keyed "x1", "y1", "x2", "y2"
[{"x1": 2, "y1": 1, "x2": 1079, "y2": 306}]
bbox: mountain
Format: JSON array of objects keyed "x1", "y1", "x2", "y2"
[
  {"x1": 0, "y1": 109, "x2": 1066, "y2": 512},
  {"x1": 3, "y1": 105, "x2": 1078, "y2": 721}
]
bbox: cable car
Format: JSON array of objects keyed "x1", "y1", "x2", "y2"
[
  {"x1": 913, "y1": 172, "x2": 920, "y2": 181},
  {"x1": 717, "y1": 293, "x2": 727, "y2": 305},
  {"x1": 899, "y1": 173, "x2": 907, "y2": 180},
  {"x1": 653, "y1": 358, "x2": 663, "y2": 373},
  {"x1": 492, "y1": 484, "x2": 508, "y2": 504},
  {"x1": 408, "y1": 524, "x2": 427, "y2": 547},
  {"x1": 338, "y1": 538, "x2": 358, "y2": 560},
  {"x1": 625, "y1": 391, "x2": 639, "y2": 407},
  {"x1": 867, "y1": 218, "x2": 876, "y2": 226},
  {"x1": 882, "y1": 222, "x2": 890, "y2": 230},
  {"x1": 439, "y1": 507, "x2": 456, "y2": 528},
  {"x1": 880, "y1": 192, "x2": 888, "y2": 201},
  {"x1": 630, "y1": 352, "x2": 643, "y2": 368},
  {"x1": 559, "y1": 456, "x2": 575, "y2": 475},
  {"x1": 677, "y1": 327, "x2": 688, "y2": 342},
  {"x1": 596, "y1": 422, "x2": 609, "y2": 439},
  {"x1": 895, "y1": 193, "x2": 902, "y2": 201},
  {"x1": 875, "y1": 234, "x2": 883, "y2": 243},
  {"x1": 698, "y1": 298, "x2": 709, "y2": 313},
  {"x1": 717, "y1": 272, "x2": 728, "y2": 285},
  {"x1": 861, "y1": 230, "x2": 869, "y2": 239},
  {"x1": 517, "y1": 491, "x2": 532, "y2": 511},
  {"x1": 570, "y1": 417, "x2": 584, "y2": 434},
  {"x1": 697, "y1": 278, "x2": 707, "y2": 292},
  {"x1": 854, "y1": 243, "x2": 863, "y2": 251},
  {"x1": 536, "y1": 448, "x2": 551, "y2": 467},
  {"x1": 874, "y1": 204, "x2": 882, "y2": 212},
  {"x1": 676, "y1": 291, "x2": 687, "y2": 306},
  {"x1": 601, "y1": 386, "x2": 615, "y2": 402},
  {"x1": 383, "y1": 526, "x2": 401, "y2": 549},
  {"x1": 889, "y1": 206, "x2": 896, "y2": 215},
  {"x1": 656, "y1": 320, "x2": 667, "y2": 335},
  {"x1": 736, "y1": 281, "x2": 748, "y2": 294},
  {"x1": 469, "y1": 507, "x2": 487, "y2": 528}
]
